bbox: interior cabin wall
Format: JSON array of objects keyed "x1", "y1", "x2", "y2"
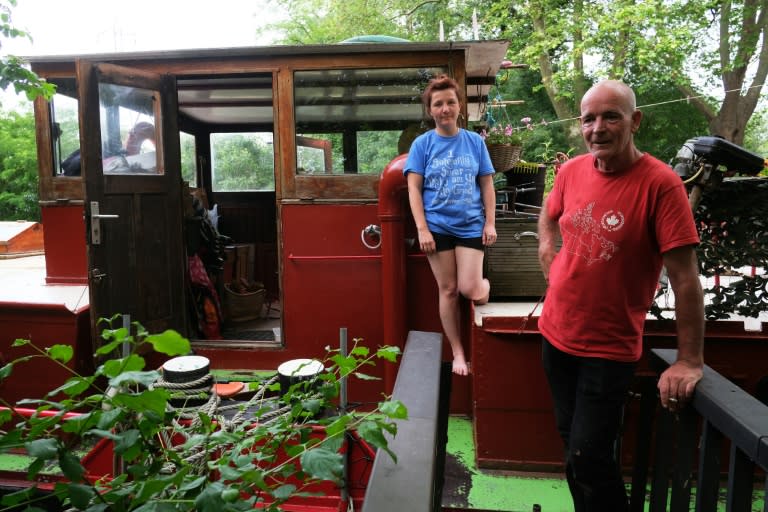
[{"x1": 215, "y1": 193, "x2": 279, "y2": 297}]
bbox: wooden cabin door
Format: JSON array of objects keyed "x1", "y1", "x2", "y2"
[{"x1": 78, "y1": 60, "x2": 188, "y2": 339}]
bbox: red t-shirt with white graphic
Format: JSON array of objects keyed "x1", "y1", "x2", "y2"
[{"x1": 538, "y1": 153, "x2": 699, "y2": 362}]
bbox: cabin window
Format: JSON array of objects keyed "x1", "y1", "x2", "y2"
[
  {"x1": 180, "y1": 131, "x2": 197, "y2": 186},
  {"x1": 50, "y1": 90, "x2": 81, "y2": 177},
  {"x1": 98, "y1": 83, "x2": 161, "y2": 175},
  {"x1": 293, "y1": 67, "x2": 443, "y2": 175},
  {"x1": 210, "y1": 132, "x2": 275, "y2": 192}
]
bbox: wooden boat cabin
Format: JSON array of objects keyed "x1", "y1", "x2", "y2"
[
  {"x1": 3, "y1": 40, "x2": 768, "y2": 509},
  {"x1": 5, "y1": 39, "x2": 512, "y2": 413}
]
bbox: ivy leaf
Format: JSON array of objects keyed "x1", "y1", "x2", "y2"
[
  {"x1": 324, "y1": 415, "x2": 352, "y2": 438},
  {"x1": 109, "y1": 386, "x2": 169, "y2": 417},
  {"x1": 48, "y1": 376, "x2": 94, "y2": 397},
  {"x1": 109, "y1": 370, "x2": 160, "y2": 389},
  {"x1": 59, "y1": 450, "x2": 86, "y2": 482},
  {"x1": 25, "y1": 438, "x2": 58, "y2": 459},
  {"x1": 111, "y1": 429, "x2": 140, "y2": 456},
  {"x1": 179, "y1": 475, "x2": 207, "y2": 492},
  {"x1": 62, "y1": 411, "x2": 100, "y2": 434},
  {"x1": 0, "y1": 486, "x2": 36, "y2": 507},
  {"x1": 66, "y1": 483, "x2": 94, "y2": 508},
  {"x1": 11, "y1": 339, "x2": 30, "y2": 347},
  {"x1": 221, "y1": 488, "x2": 240, "y2": 503},
  {"x1": 379, "y1": 399, "x2": 408, "y2": 419},
  {"x1": 103, "y1": 355, "x2": 147, "y2": 379},
  {"x1": 301, "y1": 398, "x2": 324, "y2": 414},
  {"x1": 376, "y1": 346, "x2": 401, "y2": 362},
  {"x1": 46, "y1": 344, "x2": 73, "y2": 364},
  {"x1": 272, "y1": 483, "x2": 297, "y2": 500},
  {"x1": 194, "y1": 482, "x2": 227, "y2": 512},
  {"x1": 329, "y1": 354, "x2": 356, "y2": 377},
  {"x1": 350, "y1": 345, "x2": 369, "y2": 357},
  {"x1": 357, "y1": 420, "x2": 396, "y2": 463},
  {"x1": 300, "y1": 446, "x2": 343, "y2": 482},
  {"x1": 145, "y1": 330, "x2": 191, "y2": 356},
  {"x1": 352, "y1": 372, "x2": 379, "y2": 381},
  {"x1": 217, "y1": 464, "x2": 244, "y2": 482},
  {"x1": 0, "y1": 362, "x2": 13, "y2": 380}
]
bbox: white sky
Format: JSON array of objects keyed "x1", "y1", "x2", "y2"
[
  {"x1": 2, "y1": 0, "x2": 285, "y2": 107},
  {"x1": 5, "y1": 0, "x2": 282, "y2": 55}
]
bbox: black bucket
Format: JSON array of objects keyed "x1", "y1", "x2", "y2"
[
  {"x1": 162, "y1": 355, "x2": 211, "y2": 383},
  {"x1": 161, "y1": 355, "x2": 213, "y2": 408},
  {"x1": 277, "y1": 358, "x2": 324, "y2": 398}
]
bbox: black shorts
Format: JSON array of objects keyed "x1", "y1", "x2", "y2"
[{"x1": 431, "y1": 231, "x2": 484, "y2": 252}]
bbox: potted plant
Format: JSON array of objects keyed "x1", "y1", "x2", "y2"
[{"x1": 481, "y1": 118, "x2": 533, "y2": 172}]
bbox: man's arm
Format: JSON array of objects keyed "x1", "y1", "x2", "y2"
[
  {"x1": 537, "y1": 196, "x2": 559, "y2": 280},
  {"x1": 658, "y1": 244, "x2": 705, "y2": 410}
]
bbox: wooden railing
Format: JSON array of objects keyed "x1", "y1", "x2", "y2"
[
  {"x1": 362, "y1": 331, "x2": 451, "y2": 512},
  {"x1": 630, "y1": 348, "x2": 768, "y2": 512}
]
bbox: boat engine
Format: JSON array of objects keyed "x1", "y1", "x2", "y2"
[{"x1": 672, "y1": 136, "x2": 765, "y2": 210}]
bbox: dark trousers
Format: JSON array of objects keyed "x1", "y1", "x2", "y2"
[{"x1": 541, "y1": 337, "x2": 636, "y2": 512}]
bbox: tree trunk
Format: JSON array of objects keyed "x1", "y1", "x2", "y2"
[{"x1": 531, "y1": 8, "x2": 586, "y2": 152}]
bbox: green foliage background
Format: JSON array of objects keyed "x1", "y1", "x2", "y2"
[{"x1": 0, "y1": 109, "x2": 39, "y2": 221}]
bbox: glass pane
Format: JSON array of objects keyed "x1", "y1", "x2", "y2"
[
  {"x1": 180, "y1": 131, "x2": 196, "y2": 186},
  {"x1": 210, "y1": 132, "x2": 275, "y2": 192},
  {"x1": 357, "y1": 130, "x2": 401, "y2": 174},
  {"x1": 294, "y1": 67, "x2": 444, "y2": 174},
  {"x1": 98, "y1": 82, "x2": 161, "y2": 175},
  {"x1": 52, "y1": 93, "x2": 81, "y2": 177}
]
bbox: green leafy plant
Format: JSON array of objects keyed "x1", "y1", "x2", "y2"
[{"x1": 0, "y1": 316, "x2": 405, "y2": 511}]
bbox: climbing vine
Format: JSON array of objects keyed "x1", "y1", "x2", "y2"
[{"x1": 0, "y1": 317, "x2": 405, "y2": 511}]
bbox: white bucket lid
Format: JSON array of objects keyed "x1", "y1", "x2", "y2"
[
  {"x1": 163, "y1": 355, "x2": 210, "y2": 373},
  {"x1": 277, "y1": 358, "x2": 324, "y2": 377}
]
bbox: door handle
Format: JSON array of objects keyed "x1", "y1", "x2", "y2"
[
  {"x1": 90, "y1": 268, "x2": 107, "y2": 283},
  {"x1": 90, "y1": 201, "x2": 119, "y2": 245}
]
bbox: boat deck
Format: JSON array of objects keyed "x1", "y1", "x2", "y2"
[
  {"x1": 0, "y1": 254, "x2": 88, "y2": 312},
  {"x1": 443, "y1": 416, "x2": 570, "y2": 511}
]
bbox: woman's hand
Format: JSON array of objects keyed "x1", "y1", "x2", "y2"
[
  {"x1": 417, "y1": 227, "x2": 436, "y2": 254},
  {"x1": 482, "y1": 223, "x2": 497, "y2": 246}
]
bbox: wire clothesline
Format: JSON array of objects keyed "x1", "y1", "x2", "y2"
[{"x1": 489, "y1": 81, "x2": 767, "y2": 132}]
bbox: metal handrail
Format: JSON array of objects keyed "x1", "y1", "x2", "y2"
[{"x1": 632, "y1": 348, "x2": 768, "y2": 512}]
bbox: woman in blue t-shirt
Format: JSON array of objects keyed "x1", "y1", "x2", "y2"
[{"x1": 404, "y1": 74, "x2": 497, "y2": 376}]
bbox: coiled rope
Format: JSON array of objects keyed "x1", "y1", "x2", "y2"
[{"x1": 151, "y1": 373, "x2": 310, "y2": 473}]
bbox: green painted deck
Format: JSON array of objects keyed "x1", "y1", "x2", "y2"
[
  {"x1": 442, "y1": 415, "x2": 766, "y2": 512},
  {"x1": 443, "y1": 416, "x2": 570, "y2": 511}
]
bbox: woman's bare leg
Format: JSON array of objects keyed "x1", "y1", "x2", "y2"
[
  {"x1": 426, "y1": 249, "x2": 469, "y2": 375},
  {"x1": 456, "y1": 246, "x2": 490, "y2": 305}
]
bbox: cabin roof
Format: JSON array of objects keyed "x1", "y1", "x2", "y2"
[
  {"x1": 26, "y1": 40, "x2": 510, "y2": 127},
  {"x1": 24, "y1": 40, "x2": 509, "y2": 72}
]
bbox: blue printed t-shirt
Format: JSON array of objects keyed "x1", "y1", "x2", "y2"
[{"x1": 403, "y1": 129, "x2": 494, "y2": 238}]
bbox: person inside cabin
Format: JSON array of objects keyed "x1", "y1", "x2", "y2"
[
  {"x1": 403, "y1": 74, "x2": 497, "y2": 376},
  {"x1": 537, "y1": 80, "x2": 705, "y2": 511}
]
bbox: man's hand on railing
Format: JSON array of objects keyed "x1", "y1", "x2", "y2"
[{"x1": 657, "y1": 359, "x2": 703, "y2": 412}]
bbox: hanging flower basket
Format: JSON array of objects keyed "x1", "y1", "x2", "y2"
[{"x1": 487, "y1": 143, "x2": 523, "y2": 173}]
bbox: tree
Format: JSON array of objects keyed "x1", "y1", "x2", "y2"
[
  {"x1": 488, "y1": 0, "x2": 767, "y2": 149},
  {"x1": 0, "y1": 0, "x2": 55, "y2": 103},
  {"x1": 262, "y1": 0, "x2": 487, "y2": 44},
  {"x1": 0, "y1": 109, "x2": 38, "y2": 221}
]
